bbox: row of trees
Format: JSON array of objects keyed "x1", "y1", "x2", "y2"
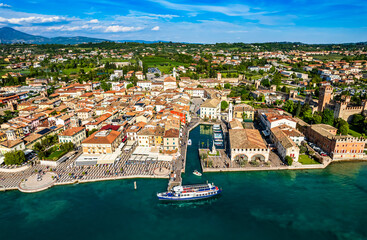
[{"x1": 4, "y1": 150, "x2": 25, "y2": 165}]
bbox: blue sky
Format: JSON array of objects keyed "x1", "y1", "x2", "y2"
[{"x1": 0, "y1": 0, "x2": 366, "y2": 43}]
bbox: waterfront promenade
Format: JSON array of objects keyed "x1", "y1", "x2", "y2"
[{"x1": 0, "y1": 146, "x2": 172, "y2": 192}]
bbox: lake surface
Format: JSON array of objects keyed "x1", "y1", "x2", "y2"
[{"x1": 1, "y1": 124, "x2": 367, "y2": 240}]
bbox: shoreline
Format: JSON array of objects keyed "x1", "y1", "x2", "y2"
[{"x1": 2, "y1": 122, "x2": 367, "y2": 193}]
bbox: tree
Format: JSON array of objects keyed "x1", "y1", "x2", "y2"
[
  {"x1": 283, "y1": 100, "x2": 294, "y2": 113},
  {"x1": 294, "y1": 102, "x2": 302, "y2": 117},
  {"x1": 100, "y1": 81, "x2": 111, "y2": 91},
  {"x1": 261, "y1": 78, "x2": 270, "y2": 87},
  {"x1": 221, "y1": 101, "x2": 229, "y2": 111},
  {"x1": 60, "y1": 142, "x2": 74, "y2": 152},
  {"x1": 285, "y1": 155, "x2": 293, "y2": 166},
  {"x1": 224, "y1": 83, "x2": 231, "y2": 89},
  {"x1": 274, "y1": 100, "x2": 282, "y2": 106},
  {"x1": 87, "y1": 128, "x2": 98, "y2": 137},
  {"x1": 335, "y1": 118, "x2": 349, "y2": 135},
  {"x1": 313, "y1": 113, "x2": 322, "y2": 124},
  {"x1": 4, "y1": 150, "x2": 26, "y2": 165},
  {"x1": 126, "y1": 83, "x2": 133, "y2": 89},
  {"x1": 322, "y1": 109, "x2": 334, "y2": 126},
  {"x1": 271, "y1": 72, "x2": 282, "y2": 86}
]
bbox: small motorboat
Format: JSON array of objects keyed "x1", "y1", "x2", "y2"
[
  {"x1": 188, "y1": 139, "x2": 192, "y2": 145},
  {"x1": 193, "y1": 170, "x2": 202, "y2": 176}
]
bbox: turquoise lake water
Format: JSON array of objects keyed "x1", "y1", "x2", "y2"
[{"x1": 1, "y1": 124, "x2": 367, "y2": 240}]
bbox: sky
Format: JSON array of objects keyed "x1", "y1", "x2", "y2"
[{"x1": 0, "y1": 0, "x2": 366, "y2": 43}]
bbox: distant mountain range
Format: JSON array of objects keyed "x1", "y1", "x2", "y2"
[
  {"x1": 0, "y1": 27, "x2": 365, "y2": 45},
  {"x1": 0, "y1": 27, "x2": 171, "y2": 45},
  {"x1": 0, "y1": 27, "x2": 110, "y2": 44}
]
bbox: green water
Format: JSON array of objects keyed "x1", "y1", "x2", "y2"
[{"x1": 1, "y1": 125, "x2": 367, "y2": 240}]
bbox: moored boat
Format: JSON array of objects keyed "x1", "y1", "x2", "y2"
[
  {"x1": 214, "y1": 133, "x2": 223, "y2": 139},
  {"x1": 157, "y1": 183, "x2": 222, "y2": 201},
  {"x1": 214, "y1": 141, "x2": 223, "y2": 146},
  {"x1": 193, "y1": 170, "x2": 202, "y2": 176},
  {"x1": 188, "y1": 139, "x2": 192, "y2": 145}
]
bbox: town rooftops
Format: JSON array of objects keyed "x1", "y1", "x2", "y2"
[
  {"x1": 164, "y1": 76, "x2": 176, "y2": 82},
  {"x1": 164, "y1": 128, "x2": 179, "y2": 138},
  {"x1": 271, "y1": 127, "x2": 296, "y2": 148},
  {"x1": 229, "y1": 129, "x2": 267, "y2": 149},
  {"x1": 201, "y1": 98, "x2": 221, "y2": 108},
  {"x1": 82, "y1": 130, "x2": 121, "y2": 145},
  {"x1": 233, "y1": 103, "x2": 254, "y2": 112},
  {"x1": 60, "y1": 127, "x2": 85, "y2": 137},
  {"x1": 0, "y1": 139, "x2": 24, "y2": 148}
]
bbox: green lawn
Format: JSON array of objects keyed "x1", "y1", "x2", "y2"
[
  {"x1": 298, "y1": 154, "x2": 320, "y2": 165},
  {"x1": 46, "y1": 150, "x2": 67, "y2": 161},
  {"x1": 348, "y1": 128, "x2": 363, "y2": 138}
]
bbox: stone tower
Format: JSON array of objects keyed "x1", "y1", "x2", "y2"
[
  {"x1": 217, "y1": 72, "x2": 222, "y2": 81},
  {"x1": 318, "y1": 85, "x2": 333, "y2": 112},
  {"x1": 228, "y1": 102, "x2": 233, "y2": 122}
]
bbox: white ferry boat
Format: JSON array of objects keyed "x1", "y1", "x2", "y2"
[
  {"x1": 193, "y1": 170, "x2": 202, "y2": 176},
  {"x1": 157, "y1": 183, "x2": 222, "y2": 201}
]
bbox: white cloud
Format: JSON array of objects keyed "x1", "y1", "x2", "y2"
[
  {"x1": 149, "y1": 0, "x2": 252, "y2": 17},
  {"x1": 128, "y1": 11, "x2": 179, "y2": 20},
  {"x1": 151, "y1": 26, "x2": 160, "y2": 31},
  {"x1": 0, "y1": 16, "x2": 67, "y2": 24},
  {"x1": 105, "y1": 25, "x2": 144, "y2": 32},
  {"x1": 88, "y1": 19, "x2": 99, "y2": 23},
  {"x1": 0, "y1": 3, "x2": 11, "y2": 8}
]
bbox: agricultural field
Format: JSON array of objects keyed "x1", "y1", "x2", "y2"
[
  {"x1": 313, "y1": 54, "x2": 344, "y2": 61},
  {"x1": 62, "y1": 67, "x2": 94, "y2": 75}
]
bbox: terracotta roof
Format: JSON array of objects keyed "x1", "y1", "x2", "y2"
[
  {"x1": 164, "y1": 129, "x2": 179, "y2": 138},
  {"x1": 82, "y1": 130, "x2": 121, "y2": 144},
  {"x1": 60, "y1": 127, "x2": 85, "y2": 136},
  {"x1": 229, "y1": 129, "x2": 267, "y2": 149}
]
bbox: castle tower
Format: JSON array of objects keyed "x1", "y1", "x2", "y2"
[
  {"x1": 254, "y1": 80, "x2": 260, "y2": 89},
  {"x1": 318, "y1": 85, "x2": 333, "y2": 112},
  {"x1": 363, "y1": 100, "x2": 367, "y2": 112},
  {"x1": 217, "y1": 72, "x2": 222, "y2": 81},
  {"x1": 228, "y1": 102, "x2": 233, "y2": 122}
]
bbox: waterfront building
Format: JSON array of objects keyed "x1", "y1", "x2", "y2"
[
  {"x1": 58, "y1": 127, "x2": 86, "y2": 147},
  {"x1": 0, "y1": 139, "x2": 25, "y2": 154},
  {"x1": 229, "y1": 129, "x2": 270, "y2": 162},
  {"x1": 163, "y1": 129, "x2": 180, "y2": 153},
  {"x1": 259, "y1": 112, "x2": 297, "y2": 130},
  {"x1": 270, "y1": 127, "x2": 300, "y2": 162},
  {"x1": 200, "y1": 98, "x2": 221, "y2": 120},
  {"x1": 82, "y1": 130, "x2": 122, "y2": 155},
  {"x1": 305, "y1": 124, "x2": 366, "y2": 160},
  {"x1": 137, "y1": 127, "x2": 155, "y2": 147}
]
